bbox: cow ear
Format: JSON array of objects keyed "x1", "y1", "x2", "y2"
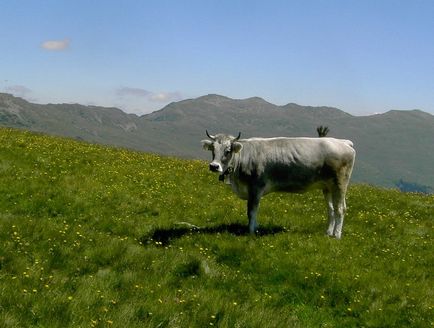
[
  {"x1": 201, "y1": 140, "x2": 214, "y2": 150},
  {"x1": 232, "y1": 142, "x2": 243, "y2": 153}
]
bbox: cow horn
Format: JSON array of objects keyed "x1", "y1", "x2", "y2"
[
  {"x1": 234, "y1": 132, "x2": 241, "y2": 141},
  {"x1": 206, "y1": 130, "x2": 216, "y2": 140}
]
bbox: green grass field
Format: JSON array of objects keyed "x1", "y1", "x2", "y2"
[{"x1": 0, "y1": 128, "x2": 432, "y2": 327}]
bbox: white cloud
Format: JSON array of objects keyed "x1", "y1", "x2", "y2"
[
  {"x1": 116, "y1": 87, "x2": 182, "y2": 103},
  {"x1": 150, "y1": 92, "x2": 182, "y2": 103},
  {"x1": 116, "y1": 87, "x2": 152, "y2": 98},
  {"x1": 41, "y1": 39, "x2": 70, "y2": 51},
  {"x1": 5, "y1": 85, "x2": 32, "y2": 97}
]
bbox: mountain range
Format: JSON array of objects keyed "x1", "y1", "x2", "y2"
[{"x1": 1, "y1": 92, "x2": 433, "y2": 192}]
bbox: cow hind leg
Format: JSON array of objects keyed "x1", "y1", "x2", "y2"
[
  {"x1": 331, "y1": 161, "x2": 353, "y2": 239},
  {"x1": 323, "y1": 189, "x2": 335, "y2": 236},
  {"x1": 331, "y1": 188, "x2": 346, "y2": 239}
]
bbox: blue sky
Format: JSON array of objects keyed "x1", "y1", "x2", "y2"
[{"x1": 1, "y1": 1, "x2": 433, "y2": 115}]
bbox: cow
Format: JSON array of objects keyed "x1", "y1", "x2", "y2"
[{"x1": 201, "y1": 131, "x2": 356, "y2": 239}]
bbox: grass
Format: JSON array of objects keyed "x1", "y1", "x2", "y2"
[{"x1": 0, "y1": 127, "x2": 433, "y2": 327}]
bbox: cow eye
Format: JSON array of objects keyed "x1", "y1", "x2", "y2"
[{"x1": 224, "y1": 148, "x2": 231, "y2": 156}]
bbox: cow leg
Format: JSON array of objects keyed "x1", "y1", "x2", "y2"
[
  {"x1": 247, "y1": 189, "x2": 262, "y2": 234},
  {"x1": 331, "y1": 160, "x2": 354, "y2": 239},
  {"x1": 323, "y1": 189, "x2": 335, "y2": 236},
  {"x1": 247, "y1": 197, "x2": 259, "y2": 234},
  {"x1": 331, "y1": 188, "x2": 346, "y2": 239}
]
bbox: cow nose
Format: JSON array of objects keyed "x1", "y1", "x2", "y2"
[{"x1": 209, "y1": 163, "x2": 220, "y2": 172}]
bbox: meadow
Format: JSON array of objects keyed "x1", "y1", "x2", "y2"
[{"x1": 0, "y1": 128, "x2": 432, "y2": 327}]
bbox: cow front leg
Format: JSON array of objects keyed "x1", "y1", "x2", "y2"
[{"x1": 247, "y1": 194, "x2": 260, "y2": 234}]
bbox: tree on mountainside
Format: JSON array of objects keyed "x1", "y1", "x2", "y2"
[{"x1": 316, "y1": 126, "x2": 329, "y2": 137}]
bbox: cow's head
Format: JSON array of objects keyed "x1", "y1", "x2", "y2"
[{"x1": 201, "y1": 130, "x2": 243, "y2": 177}]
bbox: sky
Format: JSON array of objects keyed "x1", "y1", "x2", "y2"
[{"x1": 1, "y1": 1, "x2": 433, "y2": 116}]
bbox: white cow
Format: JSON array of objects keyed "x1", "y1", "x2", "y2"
[{"x1": 202, "y1": 131, "x2": 356, "y2": 239}]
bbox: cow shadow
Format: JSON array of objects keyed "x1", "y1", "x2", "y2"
[{"x1": 140, "y1": 223, "x2": 287, "y2": 247}]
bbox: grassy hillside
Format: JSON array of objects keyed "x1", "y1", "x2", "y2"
[{"x1": 0, "y1": 128, "x2": 432, "y2": 327}]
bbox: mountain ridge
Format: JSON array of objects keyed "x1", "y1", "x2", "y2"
[{"x1": 1, "y1": 92, "x2": 433, "y2": 191}]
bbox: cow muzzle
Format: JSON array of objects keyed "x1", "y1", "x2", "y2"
[{"x1": 209, "y1": 162, "x2": 222, "y2": 173}]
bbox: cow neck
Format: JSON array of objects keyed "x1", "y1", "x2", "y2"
[{"x1": 222, "y1": 154, "x2": 238, "y2": 178}]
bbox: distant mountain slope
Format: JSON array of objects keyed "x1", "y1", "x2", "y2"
[
  {"x1": 1, "y1": 92, "x2": 433, "y2": 191},
  {"x1": 0, "y1": 93, "x2": 174, "y2": 155}
]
